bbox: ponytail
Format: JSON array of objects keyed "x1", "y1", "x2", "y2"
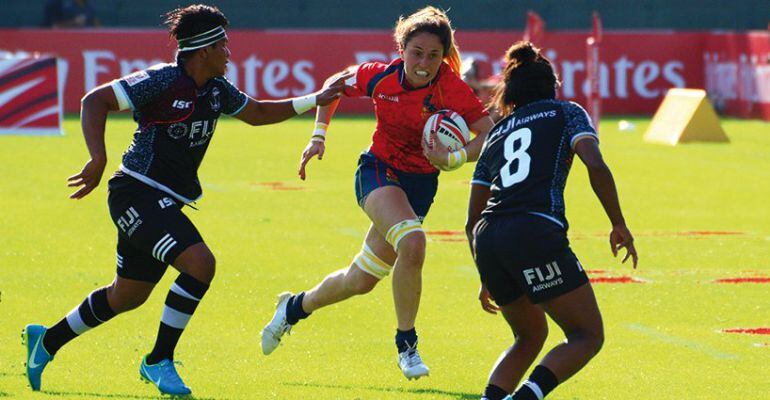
[
  {"x1": 491, "y1": 41, "x2": 559, "y2": 115},
  {"x1": 444, "y1": 33, "x2": 462, "y2": 77}
]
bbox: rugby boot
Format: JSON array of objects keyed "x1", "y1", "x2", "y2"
[
  {"x1": 398, "y1": 342, "x2": 430, "y2": 380},
  {"x1": 139, "y1": 355, "x2": 192, "y2": 396},
  {"x1": 260, "y1": 292, "x2": 293, "y2": 355},
  {"x1": 22, "y1": 324, "x2": 54, "y2": 391}
]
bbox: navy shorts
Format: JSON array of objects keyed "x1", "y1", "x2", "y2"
[
  {"x1": 354, "y1": 152, "x2": 439, "y2": 220},
  {"x1": 107, "y1": 174, "x2": 203, "y2": 283},
  {"x1": 473, "y1": 213, "x2": 589, "y2": 305}
]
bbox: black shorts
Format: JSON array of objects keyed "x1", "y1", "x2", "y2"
[
  {"x1": 473, "y1": 213, "x2": 589, "y2": 305},
  {"x1": 107, "y1": 174, "x2": 203, "y2": 283}
]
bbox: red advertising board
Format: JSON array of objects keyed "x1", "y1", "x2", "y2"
[
  {"x1": 704, "y1": 31, "x2": 770, "y2": 120},
  {"x1": 0, "y1": 28, "x2": 766, "y2": 119},
  {"x1": 0, "y1": 56, "x2": 62, "y2": 135}
]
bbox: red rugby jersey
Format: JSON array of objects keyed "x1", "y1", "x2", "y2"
[{"x1": 344, "y1": 59, "x2": 488, "y2": 174}]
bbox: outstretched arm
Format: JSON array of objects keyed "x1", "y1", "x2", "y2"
[
  {"x1": 234, "y1": 71, "x2": 351, "y2": 126},
  {"x1": 574, "y1": 138, "x2": 638, "y2": 268},
  {"x1": 298, "y1": 68, "x2": 355, "y2": 180},
  {"x1": 68, "y1": 84, "x2": 119, "y2": 199},
  {"x1": 297, "y1": 98, "x2": 341, "y2": 180}
]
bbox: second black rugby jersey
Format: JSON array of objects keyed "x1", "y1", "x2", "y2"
[
  {"x1": 472, "y1": 99, "x2": 598, "y2": 230},
  {"x1": 111, "y1": 63, "x2": 248, "y2": 203}
]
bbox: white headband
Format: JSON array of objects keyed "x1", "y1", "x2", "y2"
[{"x1": 177, "y1": 25, "x2": 227, "y2": 51}]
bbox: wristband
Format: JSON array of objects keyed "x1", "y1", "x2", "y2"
[
  {"x1": 445, "y1": 148, "x2": 468, "y2": 171},
  {"x1": 292, "y1": 94, "x2": 317, "y2": 115},
  {"x1": 311, "y1": 122, "x2": 328, "y2": 142}
]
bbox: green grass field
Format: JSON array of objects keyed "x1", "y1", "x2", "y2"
[{"x1": 1, "y1": 114, "x2": 768, "y2": 399}]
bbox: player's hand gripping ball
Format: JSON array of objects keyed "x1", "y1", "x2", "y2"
[{"x1": 422, "y1": 109, "x2": 470, "y2": 153}]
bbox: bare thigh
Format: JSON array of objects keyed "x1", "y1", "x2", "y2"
[{"x1": 362, "y1": 186, "x2": 419, "y2": 239}]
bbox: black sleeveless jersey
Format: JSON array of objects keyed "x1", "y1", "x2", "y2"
[
  {"x1": 110, "y1": 63, "x2": 248, "y2": 203},
  {"x1": 472, "y1": 99, "x2": 598, "y2": 230}
]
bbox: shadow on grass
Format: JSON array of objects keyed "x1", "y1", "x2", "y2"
[
  {"x1": 283, "y1": 381, "x2": 479, "y2": 399},
  {"x1": 41, "y1": 391, "x2": 226, "y2": 400}
]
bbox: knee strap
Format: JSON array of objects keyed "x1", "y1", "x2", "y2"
[
  {"x1": 353, "y1": 244, "x2": 393, "y2": 280},
  {"x1": 385, "y1": 219, "x2": 423, "y2": 251}
]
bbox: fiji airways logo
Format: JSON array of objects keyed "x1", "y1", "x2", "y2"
[
  {"x1": 167, "y1": 119, "x2": 217, "y2": 146},
  {"x1": 116, "y1": 207, "x2": 143, "y2": 237},
  {"x1": 172, "y1": 100, "x2": 192, "y2": 110},
  {"x1": 523, "y1": 261, "x2": 564, "y2": 292},
  {"x1": 377, "y1": 93, "x2": 399, "y2": 102}
]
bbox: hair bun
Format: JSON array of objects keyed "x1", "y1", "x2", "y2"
[{"x1": 506, "y1": 41, "x2": 539, "y2": 64}]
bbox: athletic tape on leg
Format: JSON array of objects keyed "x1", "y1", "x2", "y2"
[
  {"x1": 385, "y1": 219, "x2": 423, "y2": 251},
  {"x1": 353, "y1": 243, "x2": 393, "y2": 279}
]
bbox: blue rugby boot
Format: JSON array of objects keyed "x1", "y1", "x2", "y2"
[
  {"x1": 22, "y1": 324, "x2": 53, "y2": 391},
  {"x1": 139, "y1": 355, "x2": 192, "y2": 396}
]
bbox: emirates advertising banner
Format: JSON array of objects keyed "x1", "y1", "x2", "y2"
[
  {"x1": 0, "y1": 29, "x2": 767, "y2": 119},
  {"x1": 704, "y1": 31, "x2": 770, "y2": 120}
]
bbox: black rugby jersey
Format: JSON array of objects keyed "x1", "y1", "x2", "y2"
[
  {"x1": 472, "y1": 99, "x2": 598, "y2": 230},
  {"x1": 110, "y1": 63, "x2": 248, "y2": 203}
]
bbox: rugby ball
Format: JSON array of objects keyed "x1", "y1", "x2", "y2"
[{"x1": 422, "y1": 110, "x2": 470, "y2": 152}]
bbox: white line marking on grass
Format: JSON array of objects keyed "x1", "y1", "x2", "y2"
[
  {"x1": 202, "y1": 183, "x2": 226, "y2": 191},
  {"x1": 338, "y1": 228, "x2": 366, "y2": 238},
  {"x1": 454, "y1": 264, "x2": 478, "y2": 277},
  {"x1": 625, "y1": 323, "x2": 740, "y2": 360}
]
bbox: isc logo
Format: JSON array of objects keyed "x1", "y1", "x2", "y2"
[
  {"x1": 172, "y1": 100, "x2": 193, "y2": 110},
  {"x1": 158, "y1": 197, "x2": 175, "y2": 209}
]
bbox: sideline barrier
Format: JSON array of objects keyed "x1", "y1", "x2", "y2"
[
  {"x1": 0, "y1": 56, "x2": 63, "y2": 135},
  {"x1": 0, "y1": 29, "x2": 767, "y2": 120}
]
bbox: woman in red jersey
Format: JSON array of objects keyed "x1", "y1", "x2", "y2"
[{"x1": 260, "y1": 7, "x2": 495, "y2": 380}]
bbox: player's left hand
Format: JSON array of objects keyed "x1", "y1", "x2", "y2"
[
  {"x1": 315, "y1": 70, "x2": 354, "y2": 106},
  {"x1": 422, "y1": 130, "x2": 450, "y2": 169},
  {"x1": 478, "y1": 284, "x2": 499, "y2": 314}
]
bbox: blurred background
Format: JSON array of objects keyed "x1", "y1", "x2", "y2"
[
  {"x1": 3, "y1": 0, "x2": 768, "y2": 30},
  {"x1": 0, "y1": 0, "x2": 768, "y2": 135}
]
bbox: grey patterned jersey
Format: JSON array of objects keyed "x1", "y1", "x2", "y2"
[
  {"x1": 110, "y1": 63, "x2": 248, "y2": 203},
  {"x1": 472, "y1": 99, "x2": 598, "y2": 230}
]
